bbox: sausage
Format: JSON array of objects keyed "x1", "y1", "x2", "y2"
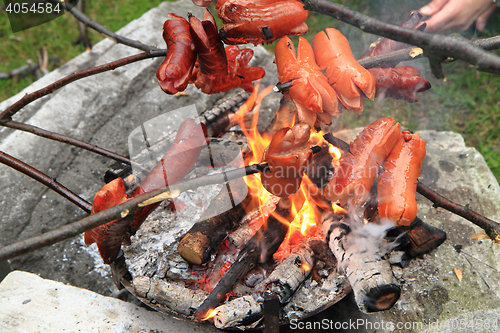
[
  {"x1": 261, "y1": 124, "x2": 313, "y2": 197},
  {"x1": 156, "y1": 14, "x2": 197, "y2": 94},
  {"x1": 84, "y1": 177, "x2": 128, "y2": 264},
  {"x1": 130, "y1": 119, "x2": 207, "y2": 230},
  {"x1": 85, "y1": 118, "x2": 207, "y2": 264},
  {"x1": 323, "y1": 117, "x2": 400, "y2": 206},
  {"x1": 377, "y1": 131, "x2": 426, "y2": 226},
  {"x1": 312, "y1": 28, "x2": 376, "y2": 113},
  {"x1": 218, "y1": 0, "x2": 308, "y2": 45},
  {"x1": 275, "y1": 37, "x2": 338, "y2": 127},
  {"x1": 369, "y1": 66, "x2": 431, "y2": 102},
  {"x1": 189, "y1": 10, "x2": 228, "y2": 77},
  {"x1": 189, "y1": 10, "x2": 265, "y2": 94}
]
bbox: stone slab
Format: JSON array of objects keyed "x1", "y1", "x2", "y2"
[{"x1": 0, "y1": 270, "x2": 219, "y2": 333}]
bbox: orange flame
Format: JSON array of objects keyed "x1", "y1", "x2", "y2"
[
  {"x1": 329, "y1": 145, "x2": 342, "y2": 160},
  {"x1": 201, "y1": 309, "x2": 218, "y2": 321},
  {"x1": 233, "y1": 84, "x2": 346, "y2": 252}
]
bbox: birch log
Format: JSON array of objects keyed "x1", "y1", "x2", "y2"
[{"x1": 321, "y1": 212, "x2": 400, "y2": 313}]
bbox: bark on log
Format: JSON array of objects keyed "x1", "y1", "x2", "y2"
[
  {"x1": 130, "y1": 276, "x2": 208, "y2": 316},
  {"x1": 226, "y1": 196, "x2": 279, "y2": 248},
  {"x1": 212, "y1": 244, "x2": 315, "y2": 329},
  {"x1": 178, "y1": 178, "x2": 251, "y2": 265},
  {"x1": 321, "y1": 212, "x2": 400, "y2": 313},
  {"x1": 194, "y1": 197, "x2": 298, "y2": 320}
]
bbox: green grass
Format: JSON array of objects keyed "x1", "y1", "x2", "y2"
[
  {"x1": 0, "y1": 0, "x2": 170, "y2": 101},
  {"x1": 1, "y1": 0, "x2": 499, "y2": 181}
]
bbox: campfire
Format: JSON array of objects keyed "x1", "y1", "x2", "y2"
[
  {"x1": 1, "y1": 0, "x2": 500, "y2": 331},
  {"x1": 89, "y1": 84, "x2": 449, "y2": 330}
]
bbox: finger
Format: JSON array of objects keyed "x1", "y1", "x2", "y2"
[
  {"x1": 419, "y1": 0, "x2": 450, "y2": 16},
  {"x1": 476, "y1": 4, "x2": 496, "y2": 31},
  {"x1": 422, "y1": 5, "x2": 460, "y2": 32}
]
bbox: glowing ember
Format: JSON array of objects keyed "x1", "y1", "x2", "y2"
[
  {"x1": 332, "y1": 202, "x2": 347, "y2": 215},
  {"x1": 301, "y1": 262, "x2": 311, "y2": 272}
]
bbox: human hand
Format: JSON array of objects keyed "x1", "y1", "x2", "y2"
[{"x1": 419, "y1": 0, "x2": 496, "y2": 32}]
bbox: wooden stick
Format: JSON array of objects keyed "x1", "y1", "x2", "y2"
[
  {"x1": 321, "y1": 212, "x2": 400, "y2": 313},
  {"x1": 2, "y1": 120, "x2": 141, "y2": 169},
  {"x1": 0, "y1": 150, "x2": 91, "y2": 213},
  {"x1": 0, "y1": 162, "x2": 268, "y2": 262},
  {"x1": 304, "y1": 0, "x2": 500, "y2": 76},
  {"x1": 0, "y1": 50, "x2": 167, "y2": 121}
]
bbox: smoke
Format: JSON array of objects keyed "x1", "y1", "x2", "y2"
[{"x1": 337, "y1": 211, "x2": 397, "y2": 273}]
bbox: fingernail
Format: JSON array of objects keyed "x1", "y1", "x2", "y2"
[{"x1": 419, "y1": 6, "x2": 431, "y2": 15}]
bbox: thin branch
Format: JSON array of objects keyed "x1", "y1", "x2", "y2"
[
  {"x1": 0, "y1": 49, "x2": 167, "y2": 121},
  {"x1": 0, "y1": 58, "x2": 60, "y2": 80},
  {"x1": 417, "y1": 182, "x2": 500, "y2": 243},
  {"x1": 0, "y1": 162, "x2": 268, "y2": 261},
  {"x1": 324, "y1": 132, "x2": 500, "y2": 242},
  {"x1": 474, "y1": 36, "x2": 500, "y2": 51},
  {"x1": 49, "y1": 0, "x2": 156, "y2": 52},
  {"x1": 304, "y1": 0, "x2": 500, "y2": 75},
  {"x1": 357, "y1": 47, "x2": 424, "y2": 69},
  {"x1": 0, "y1": 150, "x2": 92, "y2": 213},
  {"x1": 75, "y1": 0, "x2": 92, "y2": 51},
  {"x1": 1, "y1": 120, "x2": 148, "y2": 172}
]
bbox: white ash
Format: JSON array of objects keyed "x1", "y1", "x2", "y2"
[
  {"x1": 78, "y1": 235, "x2": 110, "y2": 277},
  {"x1": 124, "y1": 170, "x2": 224, "y2": 278}
]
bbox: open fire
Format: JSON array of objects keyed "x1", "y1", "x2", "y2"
[{"x1": 97, "y1": 83, "x2": 447, "y2": 330}]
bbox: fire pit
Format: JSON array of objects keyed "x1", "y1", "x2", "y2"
[
  {"x1": 94, "y1": 92, "x2": 449, "y2": 330},
  {"x1": 1, "y1": 1, "x2": 500, "y2": 332}
]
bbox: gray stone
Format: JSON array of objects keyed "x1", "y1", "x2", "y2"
[{"x1": 0, "y1": 270, "x2": 219, "y2": 332}]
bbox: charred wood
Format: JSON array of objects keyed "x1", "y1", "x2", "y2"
[
  {"x1": 194, "y1": 197, "x2": 298, "y2": 320},
  {"x1": 226, "y1": 197, "x2": 279, "y2": 248},
  {"x1": 178, "y1": 178, "x2": 251, "y2": 265},
  {"x1": 403, "y1": 217, "x2": 447, "y2": 258},
  {"x1": 130, "y1": 275, "x2": 208, "y2": 316},
  {"x1": 212, "y1": 245, "x2": 315, "y2": 329},
  {"x1": 213, "y1": 295, "x2": 263, "y2": 329},
  {"x1": 202, "y1": 89, "x2": 251, "y2": 138}
]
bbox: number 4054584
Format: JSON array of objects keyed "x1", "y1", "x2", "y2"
[{"x1": 5, "y1": 2, "x2": 61, "y2": 14}]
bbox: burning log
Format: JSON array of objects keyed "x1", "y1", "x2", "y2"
[
  {"x1": 321, "y1": 212, "x2": 400, "y2": 313},
  {"x1": 226, "y1": 196, "x2": 279, "y2": 248},
  {"x1": 178, "y1": 178, "x2": 251, "y2": 265},
  {"x1": 194, "y1": 196, "x2": 301, "y2": 320},
  {"x1": 212, "y1": 244, "x2": 315, "y2": 329}
]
